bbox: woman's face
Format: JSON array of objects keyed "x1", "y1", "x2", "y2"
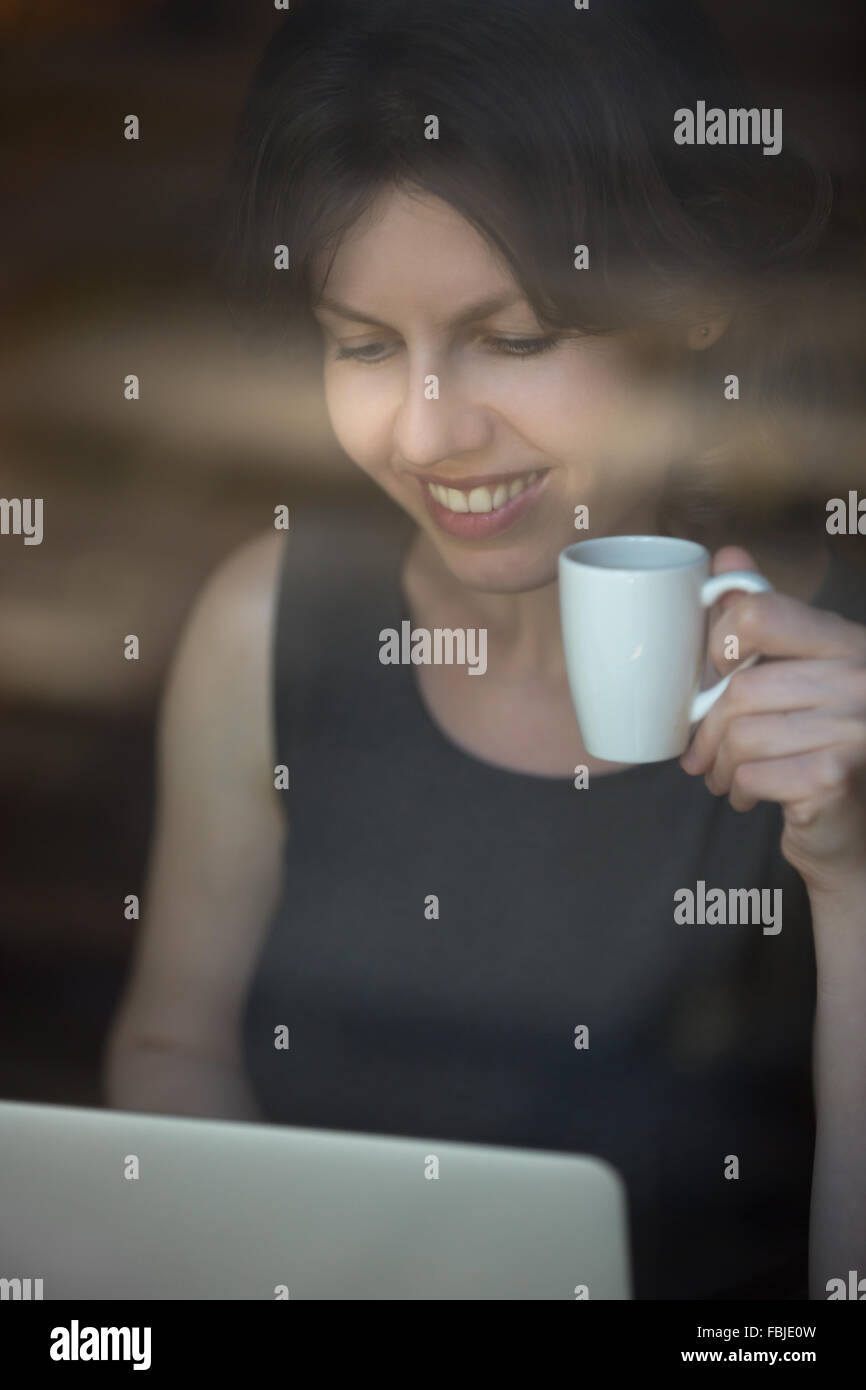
[{"x1": 312, "y1": 186, "x2": 680, "y2": 594}]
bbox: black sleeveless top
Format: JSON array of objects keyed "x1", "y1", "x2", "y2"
[{"x1": 241, "y1": 510, "x2": 865, "y2": 1300}]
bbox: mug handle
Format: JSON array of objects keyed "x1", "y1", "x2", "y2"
[{"x1": 689, "y1": 571, "x2": 774, "y2": 723}]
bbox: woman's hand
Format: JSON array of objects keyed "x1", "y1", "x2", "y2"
[{"x1": 679, "y1": 546, "x2": 866, "y2": 895}]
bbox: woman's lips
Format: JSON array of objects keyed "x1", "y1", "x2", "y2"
[{"x1": 416, "y1": 469, "x2": 551, "y2": 539}]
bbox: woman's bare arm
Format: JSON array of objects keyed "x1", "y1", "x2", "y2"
[
  {"x1": 808, "y1": 874, "x2": 866, "y2": 1298},
  {"x1": 103, "y1": 529, "x2": 288, "y2": 1121}
]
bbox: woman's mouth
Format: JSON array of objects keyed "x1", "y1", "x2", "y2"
[{"x1": 416, "y1": 467, "x2": 550, "y2": 539}]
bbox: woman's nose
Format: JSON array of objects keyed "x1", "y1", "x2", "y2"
[{"x1": 391, "y1": 359, "x2": 494, "y2": 469}]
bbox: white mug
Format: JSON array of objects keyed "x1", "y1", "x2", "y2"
[{"x1": 558, "y1": 535, "x2": 773, "y2": 763}]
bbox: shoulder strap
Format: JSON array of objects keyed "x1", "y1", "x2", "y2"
[{"x1": 270, "y1": 504, "x2": 415, "y2": 774}]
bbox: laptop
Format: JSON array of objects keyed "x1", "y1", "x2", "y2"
[{"x1": 0, "y1": 1100, "x2": 632, "y2": 1299}]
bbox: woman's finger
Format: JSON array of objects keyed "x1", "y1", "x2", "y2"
[
  {"x1": 707, "y1": 590, "x2": 866, "y2": 670},
  {"x1": 705, "y1": 711, "x2": 866, "y2": 796},
  {"x1": 682, "y1": 661, "x2": 866, "y2": 772},
  {"x1": 726, "y1": 743, "x2": 866, "y2": 814}
]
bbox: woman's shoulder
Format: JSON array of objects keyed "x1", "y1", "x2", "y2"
[
  {"x1": 190, "y1": 509, "x2": 412, "y2": 669},
  {"x1": 195, "y1": 528, "x2": 287, "y2": 629},
  {"x1": 161, "y1": 528, "x2": 288, "y2": 774}
]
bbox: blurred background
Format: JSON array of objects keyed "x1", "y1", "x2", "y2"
[{"x1": 0, "y1": 0, "x2": 864, "y2": 1108}]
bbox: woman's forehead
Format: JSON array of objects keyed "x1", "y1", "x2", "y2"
[{"x1": 311, "y1": 187, "x2": 521, "y2": 313}]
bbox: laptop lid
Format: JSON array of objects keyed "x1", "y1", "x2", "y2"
[{"x1": 0, "y1": 1101, "x2": 631, "y2": 1299}]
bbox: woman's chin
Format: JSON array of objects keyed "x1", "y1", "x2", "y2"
[{"x1": 433, "y1": 542, "x2": 563, "y2": 596}]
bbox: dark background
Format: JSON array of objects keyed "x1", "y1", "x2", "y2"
[{"x1": 0, "y1": 0, "x2": 864, "y2": 1108}]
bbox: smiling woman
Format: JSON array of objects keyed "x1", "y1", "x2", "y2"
[
  {"x1": 105, "y1": 0, "x2": 866, "y2": 1304},
  {"x1": 220, "y1": 0, "x2": 846, "y2": 554}
]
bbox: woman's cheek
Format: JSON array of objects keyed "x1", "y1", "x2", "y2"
[
  {"x1": 552, "y1": 353, "x2": 661, "y2": 471},
  {"x1": 479, "y1": 351, "x2": 627, "y2": 459},
  {"x1": 323, "y1": 367, "x2": 389, "y2": 473}
]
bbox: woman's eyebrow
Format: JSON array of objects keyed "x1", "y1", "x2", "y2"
[{"x1": 312, "y1": 290, "x2": 525, "y2": 330}]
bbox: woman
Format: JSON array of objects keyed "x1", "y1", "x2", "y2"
[{"x1": 104, "y1": 0, "x2": 866, "y2": 1300}]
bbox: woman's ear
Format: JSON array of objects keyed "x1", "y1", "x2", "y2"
[{"x1": 686, "y1": 314, "x2": 731, "y2": 351}]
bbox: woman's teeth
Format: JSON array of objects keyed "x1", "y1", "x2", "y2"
[{"x1": 427, "y1": 471, "x2": 540, "y2": 514}]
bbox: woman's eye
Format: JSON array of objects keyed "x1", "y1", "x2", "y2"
[
  {"x1": 333, "y1": 333, "x2": 561, "y2": 364},
  {"x1": 486, "y1": 334, "x2": 561, "y2": 357},
  {"x1": 334, "y1": 341, "x2": 394, "y2": 363}
]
